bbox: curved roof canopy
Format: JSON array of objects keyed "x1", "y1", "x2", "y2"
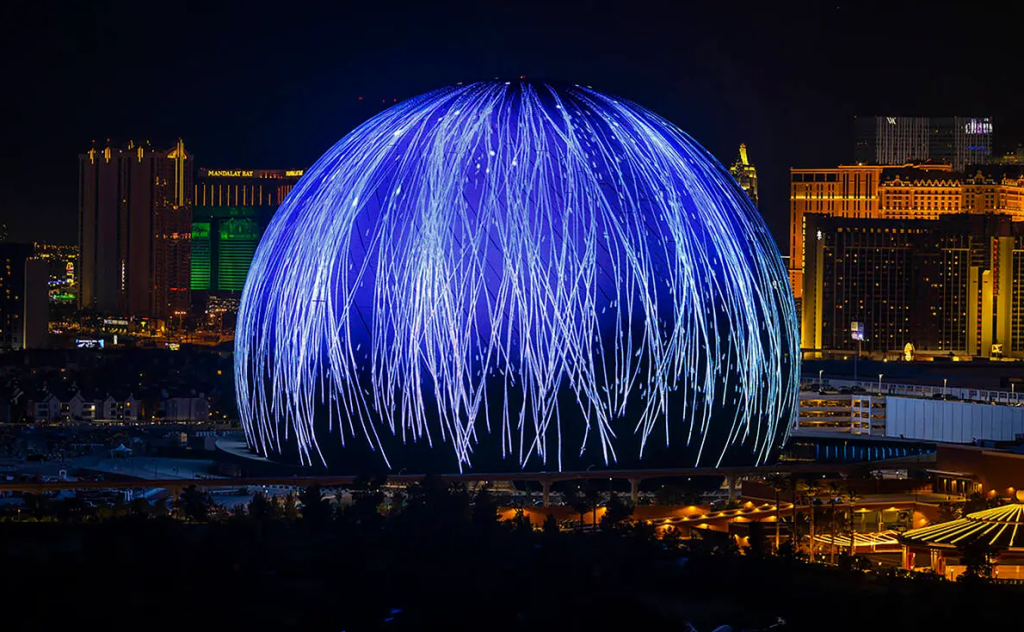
[{"x1": 901, "y1": 503, "x2": 1024, "y2": 551}]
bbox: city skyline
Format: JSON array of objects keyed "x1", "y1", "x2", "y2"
[
  {"x1": 4, "y1": 1, "x2": 1024, "y2": 250},
  {"x1": 6, "y1": 4, "x2": 1024, "y2": 628}
]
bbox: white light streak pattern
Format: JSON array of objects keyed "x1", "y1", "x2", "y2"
[{"x1": 235, "y1": 81, "x2": 798, "y2": 471}]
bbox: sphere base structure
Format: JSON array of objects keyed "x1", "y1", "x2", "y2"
[{"x1": 235, "y1": 80, "x2": 799, "y2": 474}]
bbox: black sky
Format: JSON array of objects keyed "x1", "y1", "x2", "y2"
[{"x1": 2, "y1": 0, "x2": 1022, "y2": 250}]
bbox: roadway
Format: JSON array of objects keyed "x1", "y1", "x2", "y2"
[{"x1": 0, "y1": 452, "x2": 936, "y2": 495}]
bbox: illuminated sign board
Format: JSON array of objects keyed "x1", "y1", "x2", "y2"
[
  {"x1": 206, "y1": 170, "x2": 254, "y2": 178},
  {"x1": 850, "y1": 322, "x2": 865, "y2": 341},
  {"x1": 964, "y1": 118, "x2": 992, "y2": 135},
  {"x1": 103, "y1": 318, "x2": 129, "y2": 326},
  {"x1": 204, "y1": 169, "x2": 305, "y2": 178},
  {"x1": 76, "y1": 339, "x2": 105, "y2": 349}
]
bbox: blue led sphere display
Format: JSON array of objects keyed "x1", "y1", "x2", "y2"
[{"x1": 235, "y1": 80, "x2": 798, "y2": 473}]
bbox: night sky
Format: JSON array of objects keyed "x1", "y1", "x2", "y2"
[{"x1": 3, "y1": 0, "x2": 1022, "y2": 249}]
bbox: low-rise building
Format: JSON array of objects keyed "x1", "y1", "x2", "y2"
[
  {"x1": 29, "y1": 391, "x2": 62, "y2": 422},
  {"x1": 162, "y1": 396, "x2": 210, "y2": 421},
  {"x1": 26, "y1": 389, "x2": 140, "y2": 423},
  {"x1": 100, "y1": 393, "x2": 140, "y2": 422},
  {"x1": 29, "y1": 389, "x2": 97, "y2": 422}
]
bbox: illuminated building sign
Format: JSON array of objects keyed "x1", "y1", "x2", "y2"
[
  {"x1": 851, "y1": 321, "x2": 865, "y2": 341},
  {"x1": 103, "y1": 318, "x2": 129, "y2": 326},
  {"x1": 76, "y1": 339, "x2": 105, "y2": 349},
  {"x1": 202, "y1": 169, "x2": 305, "y2": 179},
  {"x1": 206, "y1": 170, "x2": 255, "y2": 178},
  {"x1": 964, "y1": 119, "x2": 993, "y2": 135}
]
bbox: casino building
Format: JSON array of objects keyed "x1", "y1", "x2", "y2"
[{"x1": 191, "y1": 168, "x2": 303, "y2": 310}]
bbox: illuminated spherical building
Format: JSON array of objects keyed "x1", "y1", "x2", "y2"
[{"x1": 235, "y1": 80, "x2": 798, "y2": 473}]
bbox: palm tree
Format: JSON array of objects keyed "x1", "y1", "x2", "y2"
[
  {"x1": 826, "y1": 480, "x2": 846, "y2": 565},
  {"x1": 764, "y1": 474, "x2": 787, "y2": 552},
  {"x1": 845, "y1": 487, "x2": 863, "y2": 559},
  {"x1": 783, "y1": 474, "x2": 800, "y2": 549},
  {"x1": 583, "y1": 482, "x2": 600, "y2": 528},
  {"x1": 563, "y1": 486, "x2": 589, "y2": 530},
  {"x1": 802, "y1": 479, "x2": 822, "y2": 560}
]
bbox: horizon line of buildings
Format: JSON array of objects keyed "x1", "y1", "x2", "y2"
[{"x1": 4, "y1": 114, "x2": 1018, "y2": 359}]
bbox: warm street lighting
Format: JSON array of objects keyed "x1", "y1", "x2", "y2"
[
  {"x1": 877, "y1": 373, "x2": 883, "y2": 394},
  {"x1": 818, "y1": 369, "x2": 824, "y2": 391}
]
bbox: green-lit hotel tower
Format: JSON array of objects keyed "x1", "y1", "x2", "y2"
[{"x1": 191, "y1": 168, "x2": 303, "y2": 305}]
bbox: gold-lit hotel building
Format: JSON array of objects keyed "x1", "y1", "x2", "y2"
[{"x1": 791, "y1": 163, "x2": 1024, "y2": 359}]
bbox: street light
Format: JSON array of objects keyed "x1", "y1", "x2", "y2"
[
  {"x1": 819, "y1": 369, "x2": 824, "y2": 392},
  {"x1": 877, "y1": 373, "x2": 883, "y2": 395},
  {"x1": 943, "y1": 378, "x2": 948, "y2": 399}
]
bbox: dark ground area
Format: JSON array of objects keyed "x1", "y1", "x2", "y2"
[{"x1": 2, "y1": 483, "x2": 1020, "y2": 631}]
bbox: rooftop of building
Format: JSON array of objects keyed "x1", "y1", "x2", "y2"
[{"x1": 901, "y1": 494, "x2": 1024, "y2": 550}]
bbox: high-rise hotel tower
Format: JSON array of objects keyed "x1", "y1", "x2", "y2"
[{"x1": 78, "y1": 140, "x2": 192, "y2": 319}]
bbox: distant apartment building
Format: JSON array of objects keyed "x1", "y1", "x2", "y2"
[
  {"x1": 0, "y1": 244, "x2": 50, "y2": 351},
  {"x1": 101, "y1": 393, "x2": 140, "y2": 422},
  {"x1": 161, "y1": 395, "x2": 210, "y2": 421},
  {"x1": 0, "y1": 243, "x2": 32, "y2": 351},
  {"x1": 23, "y1": 258, "x2": 49, "y2": 349},
  {"x1": 33, "y1": 242, "x2": 78, "y2": 304},
  {"x1": 29, "y1": 389, "x2": 140, "y2": 422},
  {"x1": 30, "y1": 390, "x2": 97, "y2": 422}
]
